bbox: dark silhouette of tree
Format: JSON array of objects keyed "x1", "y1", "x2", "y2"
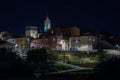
[
  {"x1": 46, "y1": 48, "x2": 59, "y2": 64},
  {"x1": 0, "y1": 48, "x2": 34, "y2": 78},
  {"x1": 88, "y1": 57, "x2": 120, "y2": 80},
  {"x1": 27, "y1": 48, "x2": 58, "y2": 74},
  {"x1": 27, "y1": 48, "x2": 47, "y2": 64}
]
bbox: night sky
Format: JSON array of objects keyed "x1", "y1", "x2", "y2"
[{"x1": 0, "y1": 0, "x2": 118, "y2": 36}]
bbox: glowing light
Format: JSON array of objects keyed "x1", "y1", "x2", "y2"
[
  {"x1": 27, "y1": 38, "x2": 30, "y2": 42},
  {"x1": 80, "y1": 45, "x2": 89, "y2": 49},
  {"x1": 79, "y1": 45, "x2": 93, "y2": 51},
  {"x1": 76, "y1": 41, "x2": 78, "y2": 43},
  {"x1": 53, "y1": 38, "x2": 56, "y2": 42},
  {"x1": 15, "y1": 44, "x2": 18, "y2": 47}
]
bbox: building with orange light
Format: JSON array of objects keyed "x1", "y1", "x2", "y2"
[
  {"x1": 15, "y1": 37, "x2": 30, "y2": 56},
  {"x1": 60, "y1": 26, "x2": 80, "y2": 37}
]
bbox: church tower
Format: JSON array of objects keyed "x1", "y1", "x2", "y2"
[{"x1": 44, "y1": 16, "x2": 51, "y2": 32}]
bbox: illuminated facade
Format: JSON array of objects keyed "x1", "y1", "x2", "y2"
[
  {"x1": 48, "y1": 35, "x2": 63, "y2": 50},
  {"x1": 0, "y1": 31, "x2": 12, "y2": 40},
  {"x1": 0, "y1": 42, "x2": 15, "y2": 52},
  {"x1": 6, "y1": 38, "x2": 16, "y2": 44},
  {"x1": 30, "y1": 34, "x2": 65, "y2": 50},
  {"x1": 25, "y1": 26, "x2": 38, "y2": 38},
  {"x1": 15, "y1": 37, "x2": 29, "y2": 56},
  {"x1": 69, "y1": 36, "x2": 98, "y2": 51},
  {"x1": 58, "y1": 39, "x2": 69, "y2": 50},
  {"x1": 44, "y1": 16, "x2": 51, "y2": 32},
  {"x1": 30, "y1": 38, "x2": 49, "y2": 49}
]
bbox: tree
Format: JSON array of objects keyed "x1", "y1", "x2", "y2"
[
  {"x1": 95, "y1": 52, "x2": 106, "y2": 61},
  {"x1": 0, "y1": 48, "x2": 34, "y2": 78},
  {"x1": 27, "y1": 48, "x2": 58, "y2": 74},
  {"x1": 46, "y1": 48, "x2": 59, "y2": 64},
  {"x1": 88, "y1": 57, "x2": 120, "y2": 80}
]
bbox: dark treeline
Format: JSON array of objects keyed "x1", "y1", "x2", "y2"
[
  {"x1": 88, "y1": 57, "x2": 120, "y2": 80},
  {"x1": 0, "y1": 48, "x2": 58, "y2": 79},
  {"x1": 0, "y1": 48, "x2": 34, "y2": 78}
]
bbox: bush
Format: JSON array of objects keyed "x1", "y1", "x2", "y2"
[
  {"x1": 27, "y1": 48, "x2": 58, "y2": 73},
  {"x1": 0, "y1": 48, "x2": 34, "y2": 78}
]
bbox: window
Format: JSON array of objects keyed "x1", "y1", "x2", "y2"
[
  {"x1": 93, "y1": 39, "x2": 95, "y2": 42},
  {"x1": 76, "y1": 41, "x2": 78, "y2": 43},
  {"x1": 88, "y1": 37, "x2": 92, "y2": 41},
  {"x1": 12, "y1": 39, "x2": 14, "y2": 43},
  {"x1": 53, "y1": 38, "x2": 56, "y2": 42}
]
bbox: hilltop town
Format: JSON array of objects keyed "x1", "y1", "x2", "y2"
[{"x1": 0, "y1": 16, "x2": 120, "y2": 57}]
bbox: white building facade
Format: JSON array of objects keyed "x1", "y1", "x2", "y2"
[
  {"x1": 25, "y1": 26, "x2": 38, "y2": 38},
  {"x1": 69, "y1": 36, "x2": 98, "y2": 51}
]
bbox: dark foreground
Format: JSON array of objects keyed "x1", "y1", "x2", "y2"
[{"x1": 0, "y1": 70, "x2": 92, "y2": 80}]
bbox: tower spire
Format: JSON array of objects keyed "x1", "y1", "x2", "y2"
[
  {"x1": 45, "y1": 16, "x2": 50, "y2": 22},
  {"x1": 44, "y1": 16, "x2": 51, "y2": 32}
]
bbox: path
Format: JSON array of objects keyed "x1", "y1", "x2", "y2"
[
  {"x1": 33, "y1": 62, "x2": 93, "y2": 78},
  {"x1": 45, "y1": 62, "x2": 92, "y2": 74}
]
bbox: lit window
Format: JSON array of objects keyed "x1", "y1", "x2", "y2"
[
  {"x1": 53, "y1": 38, "x2": 56, "y2": 42},
  {"x1": 93, "y1": 39, "x2": 95, "y2": 42},
  {"x1": 88, "y1": 37, "x2": 92, "y2": 41},
  {"x1": 76, "y1": 41, "x2": 78, "y2": 43}
]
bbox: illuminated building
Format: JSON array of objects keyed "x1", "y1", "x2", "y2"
[
  {"x1": 69, "y1": 36, "x2": 98, "y2": 51},
  {"x1": 70, "y1": 27, "x2": 80, "y2": 36},
  {"x1": 61, "y1": 26, "x2": 80, "y2": 37},
  {"x1": 6, "y1": 38, "x2": 16, "y2": 44},
  {"x1": 15, "y1": 37, "x2": 29, "y2": 56},
  {"x1": 30, "y1": 34, "x2": 64, "y2": 50},
  {"x1": 44, "y1": 16, "x2": 51, "y2": 32},
  {"x1": 30, "y1": 39, "x2": 38, "y2": 48},
  {"x1": 57, "y1": 26, "x2": 80, "y2": 39},
  {"x1": 25, "y1": 26, "x2": 38, "y2": 38},
  {"x1": 48, "y1": 35, "x2": 63, "y2": 50},
  {"x1": 30, "y1": 38, "x2": 49, "y2": 49},
  {"x1": 0, "y1": 31, "x2": 12, "y2": 40},
  {"x1": 58, "y1": 39, "x2": 69, "y2": 50},
  {"x1": 0, "y1": 41, "x2": 15, "y2": 52}
]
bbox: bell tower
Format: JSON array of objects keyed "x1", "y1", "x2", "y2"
[{"x1": 44, "y1": 16, "x2": 51, "y2": 32}]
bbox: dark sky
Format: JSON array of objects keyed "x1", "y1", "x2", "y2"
[{"x1": 0, "y1": 0, "x2": 118, "y2": 36}]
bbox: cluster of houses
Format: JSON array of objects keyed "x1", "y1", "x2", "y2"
[{"x1": 0, "y1": 16, "x2": 119, "y2": 56}]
